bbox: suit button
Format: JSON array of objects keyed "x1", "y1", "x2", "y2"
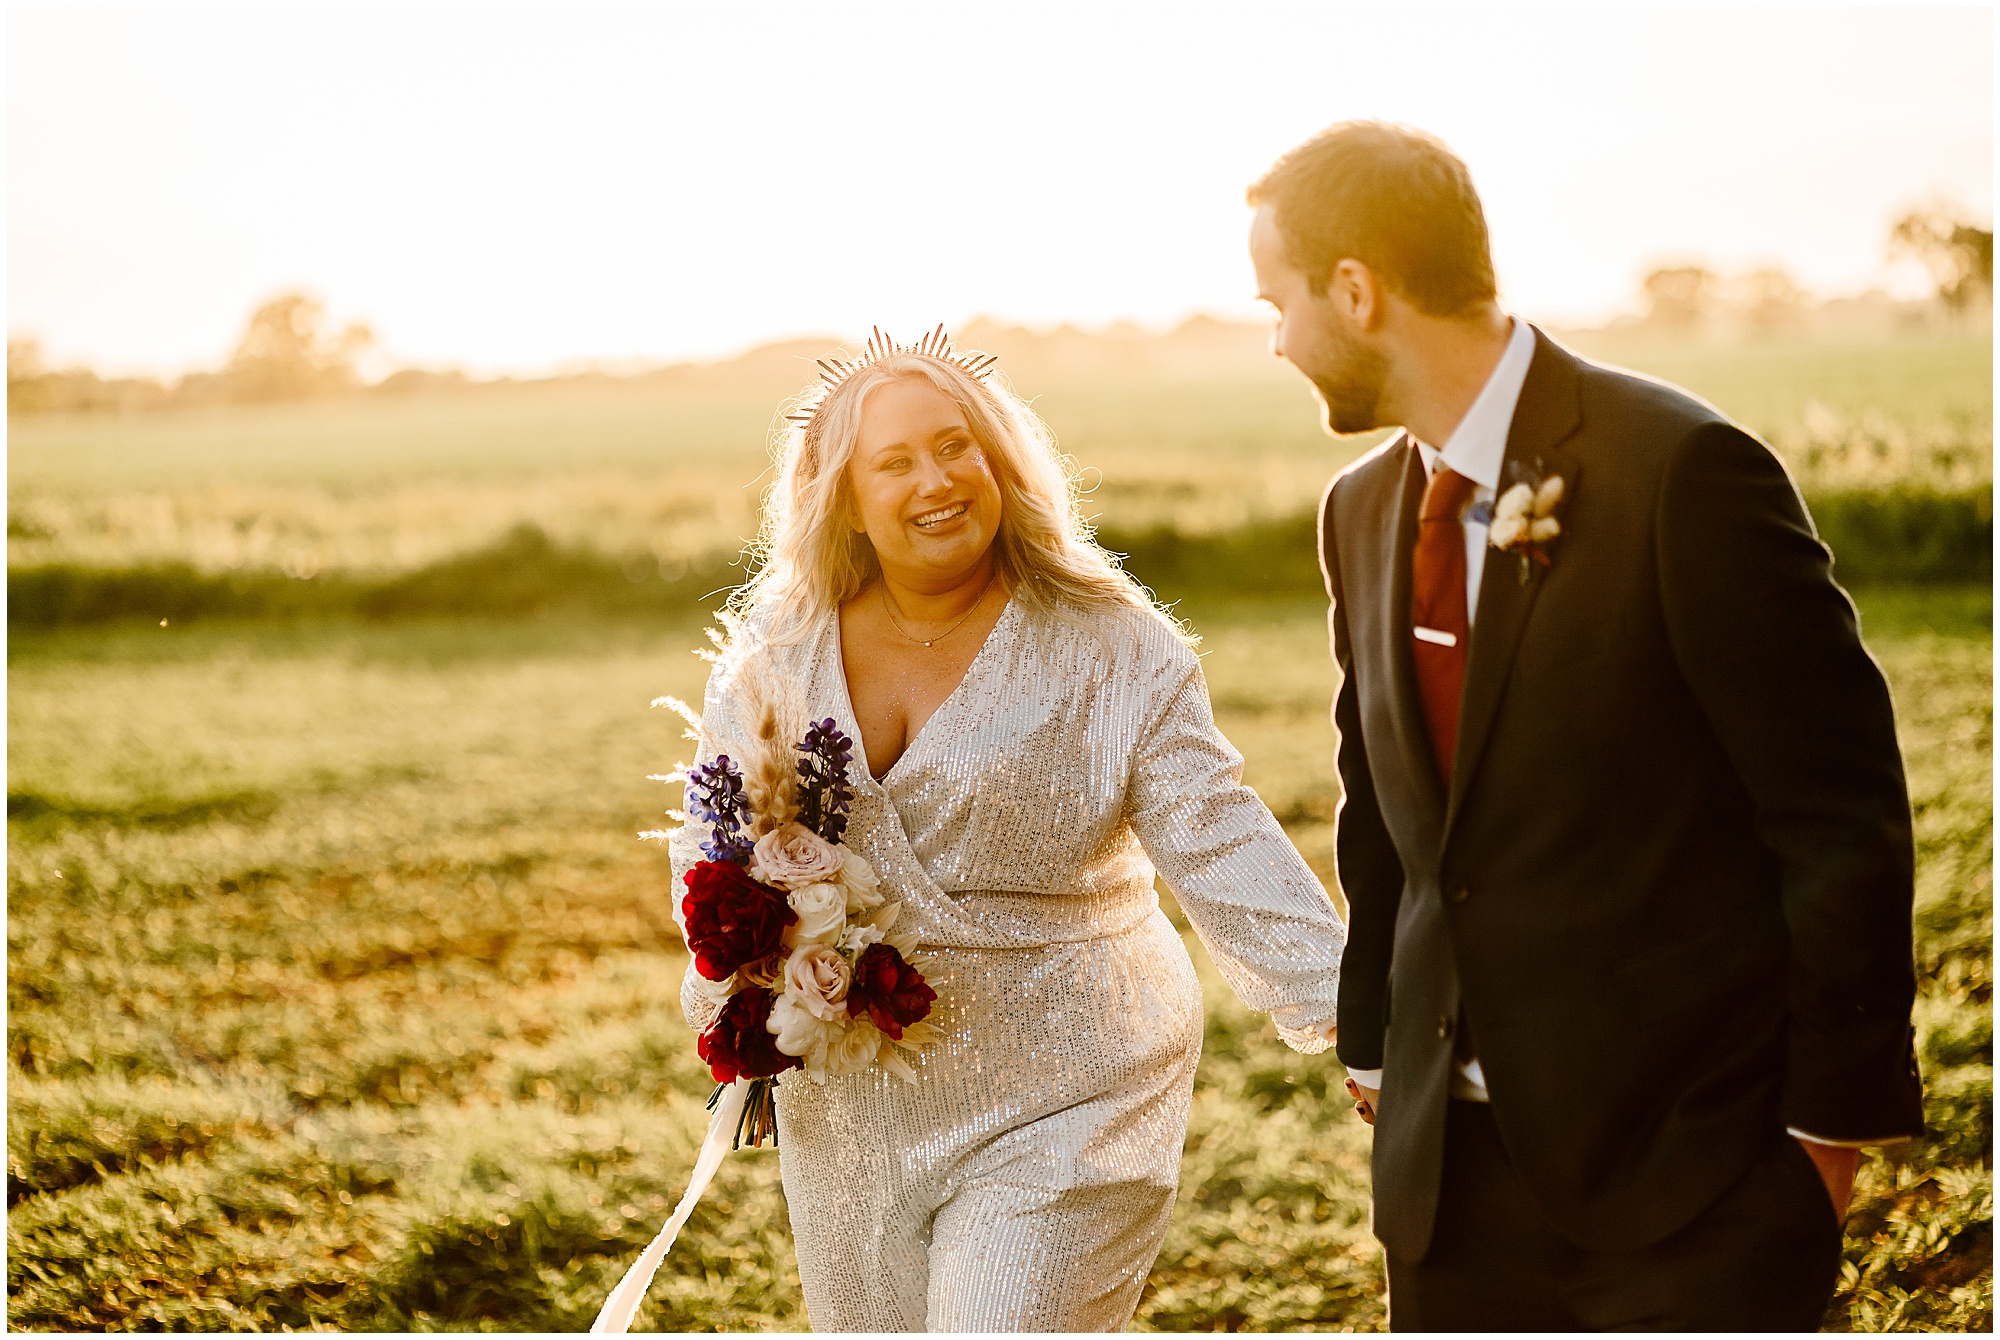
[
  {"x1": 1450, "y1": 886, "x2": 1471, "y2": 904},
  {"x1": 1437, "y1": 1015, "x2": 1455, "y2": 1040}
]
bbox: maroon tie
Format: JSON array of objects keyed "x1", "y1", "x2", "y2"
[{"x1": 1412, "y1": 465, "x2": 1477, "y2": 785}]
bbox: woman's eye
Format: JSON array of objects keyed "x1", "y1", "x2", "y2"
[{"x1": 940, "y1": 438, "x2": 967, "y2": 457}]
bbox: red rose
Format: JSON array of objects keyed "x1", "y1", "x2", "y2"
[
  {"x1": 683, "y1": 860, "x2": 796, "y2": 982},
  {"x1": 696, "y1": 987, "x2": 801, "y2": 1084},
  {"x1": 845, "y1": 944, "x2": 936, "y2": 1040}
]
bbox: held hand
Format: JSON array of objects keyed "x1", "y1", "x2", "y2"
[
  {"x1": 1796, "y1": 1138, "x2": 1859, "y2": 1221},
  {"x1": 1343, "y1": 1077, "x2": 1379, "y2": 1126}
]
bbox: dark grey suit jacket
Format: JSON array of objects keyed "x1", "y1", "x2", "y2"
[{"x1": 1319, "y1": 327, "x2": 1925, "y2": 1261}]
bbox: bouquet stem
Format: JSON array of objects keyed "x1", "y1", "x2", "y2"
[{"x1": 712, "y1": 1077, "x2": 780, "y2": 1149}]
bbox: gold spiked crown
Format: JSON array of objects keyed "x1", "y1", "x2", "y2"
[{"x1": 785, "y1": 325, "x2": 1000, "y2": 431}]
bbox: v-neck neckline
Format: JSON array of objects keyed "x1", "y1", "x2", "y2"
[{"x1": 831, "y1": 590, "x2": 1018, "y2": 790}]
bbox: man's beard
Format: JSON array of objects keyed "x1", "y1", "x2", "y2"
[{"x1": 1309, "y1": 324, "x2": 1391, "y2": 435}]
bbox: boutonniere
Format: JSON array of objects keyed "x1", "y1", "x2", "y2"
[{"x1": 1470, "y1": 461, "x2": 1568, "y2": 584}]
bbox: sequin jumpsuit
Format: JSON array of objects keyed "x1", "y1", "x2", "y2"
[{"x1": 669, "y1": 597, "x2": 1345, "y2": 1332}]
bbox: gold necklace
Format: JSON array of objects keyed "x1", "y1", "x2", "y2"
[{"x1": 881, "y1": 579, "x2": 992, "y2": 648}]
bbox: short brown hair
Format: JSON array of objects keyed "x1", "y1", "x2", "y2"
[{"x1": 1248, "y1": 121, "x2": 1497, "y2": 316}]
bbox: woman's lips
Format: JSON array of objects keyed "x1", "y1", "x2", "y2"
[{"x1": 909, "y1": 501, "x2": 970, "y2": 531}]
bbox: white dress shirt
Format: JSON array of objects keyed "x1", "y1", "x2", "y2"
[
  {"x1": 1415, "y1": 314, "x2": 1538, "y2": 618},
  {"x1": 1340, "y1": 318, "x2": 1870, "y2": 1145}
]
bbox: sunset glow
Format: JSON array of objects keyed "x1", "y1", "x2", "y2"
[{"x1": 10, "y1": 6, "x2": 1992, "y2": 377}]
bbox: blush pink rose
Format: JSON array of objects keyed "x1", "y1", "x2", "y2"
[
  {"x1": 783, "y1": 944, "x2": 853, "y2": 1022},
  {"x1": 748, "y1": 822, "x2": 846, "y2": 891}
]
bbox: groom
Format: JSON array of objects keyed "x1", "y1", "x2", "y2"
[{"x1": 1247, "y1": 122, "x2": 1925, "y2": 1329}]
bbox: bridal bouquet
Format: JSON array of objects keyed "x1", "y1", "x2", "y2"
[
  {"x1": 592, "y1": 664, "x2": 937, "y2": 1333},
  {"x1": 675, "y1": 710, "x2": 938, "y2": 1144}
]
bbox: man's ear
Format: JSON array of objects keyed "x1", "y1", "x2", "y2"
[{"x1": 1328, "y1": 258, "x2": 1385, "y2": 332}]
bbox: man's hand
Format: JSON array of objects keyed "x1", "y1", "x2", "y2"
[
  {"x1": 1796, "y1": 1138, "x2": 1859, "y2": 1220},
  {"x1": 1344, "y1": 1077, "x2": 1379, "y2": 1126}
]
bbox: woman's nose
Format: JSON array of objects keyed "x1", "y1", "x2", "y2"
[{"x1": 913, "y1": 455, "x2": 952, "y2": 494}]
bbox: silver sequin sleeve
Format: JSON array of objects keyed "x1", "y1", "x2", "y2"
[{"x1": 1127, "y1": 656, "x2": 1345, "y2": 1054}]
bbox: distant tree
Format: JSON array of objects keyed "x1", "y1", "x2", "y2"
[
  {"x1": 5, "y1": 336, "x2": 171, "y2": 415},
  {"x1": 9, "y1": 336, "x2": 45, "y2": 382},
  {"x1": 224, "y1": 293, "x2": 375, "y2": 401},
  {"x1": 7, "y1": 337, "x2": 50, "y2": 413},
  {"x1": 1890, "y1": 204, "x2": 1993, "y2": 316},
  {"x1": 371, "y1": 367, "x2": 470, "y2": 397},
  {"x1": 1640, "y1": 264, "x2": 1719, "y2": 330},
  {"x1": 1733, "y1": 266, "x2": 1808, "y2": 333}
]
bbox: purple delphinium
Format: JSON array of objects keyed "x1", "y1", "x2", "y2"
[
  {"x1": 795, "y1": 718, "x2": 855, "y2": 844},
  {"x1": 686, "y1": 754, "x2": 754, "y2": 863}
]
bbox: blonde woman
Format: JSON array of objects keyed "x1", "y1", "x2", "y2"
[{"x1": 668, "y1": 329, "x2": 1345, "y2": 1332}]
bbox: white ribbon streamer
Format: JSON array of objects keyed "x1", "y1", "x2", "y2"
[{"x1": 590, "y1": 1078, "x2": 751, "y2": 1334}]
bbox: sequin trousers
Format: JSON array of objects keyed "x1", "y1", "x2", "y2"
[{"x1": 668, "y1": 596, "x2": 1346, "y2": 1332}]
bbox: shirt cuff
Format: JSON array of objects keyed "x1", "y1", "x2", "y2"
[
  {"x1": 1786, "y1": 1127, "x2": 1914, "y2": 1149},
  {"x1": 1344, "y1": 1066, "x2": 1383, "y2": 1089}
]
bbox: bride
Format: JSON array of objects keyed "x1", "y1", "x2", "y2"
[{"x1": 669, "y1": 329, "x2": 1346, "y2": 1331}]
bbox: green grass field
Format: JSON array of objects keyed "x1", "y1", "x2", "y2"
[
  {"x1": 7, "y1": 585, "x2": 1991, "y2": 1331},
  {"x1": 7, "y1": 324, "x2": 1992, "y2": 1330}
]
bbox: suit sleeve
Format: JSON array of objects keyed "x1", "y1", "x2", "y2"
[
  {"x1": 1656, "y1": 421, "x2": 1924, "y2": 1141},
  {"x1": 1322, "y1": 481, "x2": 1408, "y2": 1075}
]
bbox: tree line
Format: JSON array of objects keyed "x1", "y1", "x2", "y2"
[
  {"x1": 1639, "y1": 202, "x2": 1992, "y2": 333},
  {"x1": 7, "y1": 294, "x2": 466, "y2": 415},
  {"x1": 10, "y1": 204, "x2": 1993, "y2": 416}
]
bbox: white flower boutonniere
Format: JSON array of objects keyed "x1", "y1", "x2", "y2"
[{"x1": 1473, "y1": 462, "x2": 1568, "y2": 583}]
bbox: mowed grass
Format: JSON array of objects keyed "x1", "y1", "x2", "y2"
[{"x1": 8, "y1": 586, "x2": 1990, "y2": 1331}]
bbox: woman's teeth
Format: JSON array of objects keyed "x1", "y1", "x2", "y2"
[{"x1": 911, "y1": 503, "x2": 968, "y2": 530}]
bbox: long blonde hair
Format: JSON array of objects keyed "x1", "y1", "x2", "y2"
[{"x1": 731, "y1": 341, "x2": 1184, "y2": 645}]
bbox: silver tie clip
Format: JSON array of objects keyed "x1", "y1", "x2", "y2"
[{"x1": 1413, "y1": 627, "x2": 1459, "y2": 647}]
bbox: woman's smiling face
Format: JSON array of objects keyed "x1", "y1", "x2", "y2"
[{"x1": 846, "y1": 377, "x2": 1004, "y2": 590}]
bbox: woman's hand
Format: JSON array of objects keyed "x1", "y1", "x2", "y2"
[
  {"x1": 1796, "y1": 1139, "x2": 1859, "y2": 1220},
  {"x1": 1344, "y1": 1076, "x2": 1378, "y2": 1126}
]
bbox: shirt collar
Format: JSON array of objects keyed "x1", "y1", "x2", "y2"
[{"x1": 1412, "y1": 317, "x2": 1537, "y2": 491}]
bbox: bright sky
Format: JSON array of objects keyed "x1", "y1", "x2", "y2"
[{"x1": 9, "y1": 6, "x2": 1992, "y2": 378}]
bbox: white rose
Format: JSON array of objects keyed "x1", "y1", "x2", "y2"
[
  {"x1": 748, "y1": 822, "x2": 846, "y2": 891},
  {"x1": 786, "y1": 882, "x2": 847, "y2": 947},
  {"x1": 1528, "y1": 516, "x2": 1562, "y2": 544},
  {"x1": 836, "y1": 851, "x2": 885, "y2": 916},
  {"x1": 1494, "y1": 482, "x2": 1535, "y2": 524},
  {"x1": 783, "y1": 944, "x2": 852, "y2": 1022},
  {"x1": 1487, "y1": 513, "x2": 1526, "y2": 550},
  {"x1": 768, "y1": 992, "x2": 842, "y2": 1073},
  {"x1": 826, "y1": 1019, "x2": 884, "y2": 1075},
  {"x1": 1533, "y1": 475, "x2": 1565, "y2": 516}
]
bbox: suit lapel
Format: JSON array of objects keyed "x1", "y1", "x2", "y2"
[
  {"x1": 1444, "y1": 330, "x2": 1584, "y2": 833},
  {"x1": 1379, "y1": 434, "x2": 1448, "y2": 818}
]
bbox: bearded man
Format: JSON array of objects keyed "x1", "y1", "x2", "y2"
[{"x1": 1247, "y1": 120, "x2": 1924, "y2": 1330}]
